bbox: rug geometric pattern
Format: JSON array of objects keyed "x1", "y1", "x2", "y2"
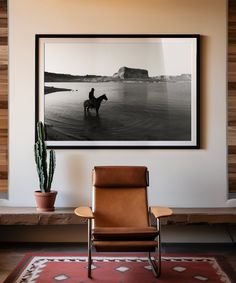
[{"x1": 4, "y1": 254, "x2": 235, "y2": 283}]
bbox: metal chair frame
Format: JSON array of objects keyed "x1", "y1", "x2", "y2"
[{"x1": 86, "y1": 214, "x2": 162, "y2": 278}]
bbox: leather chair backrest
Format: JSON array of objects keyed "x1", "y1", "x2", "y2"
[{"x1": 92, "y1": 166, "x2": 149, "y2": 227}]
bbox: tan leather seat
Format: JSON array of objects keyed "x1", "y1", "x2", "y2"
[
  {"x1": 74, "y1": 166, "x2": 172, "y2": 278},
  {"x1": 93, "y1": 227, "x2": 158, "y2": 241}
]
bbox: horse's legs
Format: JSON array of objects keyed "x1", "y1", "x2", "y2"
[{"x1": 84, "y1": 105, "x2": 90, "y2": 114}]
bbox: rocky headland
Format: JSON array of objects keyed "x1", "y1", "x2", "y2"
[{"x1": 113, "y1": 67, "x2": 149, "y2": 79}]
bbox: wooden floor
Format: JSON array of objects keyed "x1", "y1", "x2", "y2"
[{"x1": 0, "y1": 243, "x2": 235, "y2": 282}]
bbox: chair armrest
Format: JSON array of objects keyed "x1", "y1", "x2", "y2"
[
  {"x1": 150, "y1": 206, "x2": 173, "y2": 219},
  {"x1": 74, "y1": 206, "x2": 94, "y2": 219}
]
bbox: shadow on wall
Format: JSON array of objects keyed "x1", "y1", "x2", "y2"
[
  {"x1": 0, "y1": 192, "x2": 8, "y2": 199},
  {"x1": 63, "y1": 153, "x2": 90, "y2": 206}
]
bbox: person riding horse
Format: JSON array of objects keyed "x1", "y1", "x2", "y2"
[{"x1": 84, "y1": 93, "x2": 108, "y2": 115}]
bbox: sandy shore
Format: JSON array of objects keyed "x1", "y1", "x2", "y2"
[{"x1": 44, "y1": 86, "x2": 72, "y2": 94}]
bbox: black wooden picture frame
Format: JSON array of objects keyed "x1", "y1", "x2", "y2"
[{"x1": 35, "y1": 34, "x2": 200, "y2": 149}]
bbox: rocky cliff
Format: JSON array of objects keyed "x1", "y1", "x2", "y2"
[{"x1": 113, "y1": 67, "x2": 149, "y2": 79}]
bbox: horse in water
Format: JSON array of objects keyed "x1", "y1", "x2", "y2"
[{"x1": 84, "y1": 94, "x2": 108, "y2": 115}]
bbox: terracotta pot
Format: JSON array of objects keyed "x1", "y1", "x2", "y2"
[{"x1": 34, "y1": 190, "x2": 57, "y2": 212}]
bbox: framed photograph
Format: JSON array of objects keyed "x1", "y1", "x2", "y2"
[{"x1": 35, "y1": 34, "x2": 200, "y2": 149}]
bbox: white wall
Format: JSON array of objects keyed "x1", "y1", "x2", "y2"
[{"x1": 2, "y1": 0, "x2": 234, "y2": 208}]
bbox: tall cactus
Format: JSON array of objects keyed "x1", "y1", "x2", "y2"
[{"x1": 34, "y1": 122, "x2": 56, "y2": 193}]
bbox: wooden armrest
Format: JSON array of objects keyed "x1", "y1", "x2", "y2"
[
  {"x1": 150, "y1": 206, "x2": 173, "y2": 219},
  {"x1": 74, "y1": 206, "x2": 94, "y2": 219}
]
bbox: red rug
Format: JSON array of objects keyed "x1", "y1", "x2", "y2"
[{"x1": 4, "y1": 253, "x2": 235, "y2": 283}]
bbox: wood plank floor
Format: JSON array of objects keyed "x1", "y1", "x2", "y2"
[{"x1": 0, "y1": 243, "x2": 235, "y2": 282}]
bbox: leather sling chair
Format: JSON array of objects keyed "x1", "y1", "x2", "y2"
[{"x1": 74, "y1": 166, "x2": 172, "y2": 278}]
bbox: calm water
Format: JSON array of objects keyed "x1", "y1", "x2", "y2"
[{"x1": 44, "y1": 81, "x2": 191, "y2": 141}]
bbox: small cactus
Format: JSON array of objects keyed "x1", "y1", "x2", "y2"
[{"x1": 34, "y1": 122, "x2": 56, "y2": 193}]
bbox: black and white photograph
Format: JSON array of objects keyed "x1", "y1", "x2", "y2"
[{"x1": 36, "y1": 35, "x2": 199, "y2": 148}]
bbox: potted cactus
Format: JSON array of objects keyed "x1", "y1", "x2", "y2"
[{"x1": 34, "y1": 121, "x2": 57, "y2": 212}]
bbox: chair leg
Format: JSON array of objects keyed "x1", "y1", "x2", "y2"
[
  {"x1": 88, "y1": 218, "x2": 92, "y2": 278},
  {"x1": 148, "y1": 218, "x2": 162, "y2": 278},
  {"x1": 148, "y1": 252, "x2": 158, "y2": 277},
  {"x1": 157, "y1": 218, "x2": 162, "y2": 277}
]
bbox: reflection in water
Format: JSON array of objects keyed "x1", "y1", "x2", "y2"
[
  {"x1": 83, "y1": 113, "x2": 101, "y2": 140},
  {"x1": 45, "y1": 81, "x2": 191, "y2": 141},
  {"x1": 84, "y1": 111, "x2": 101, "y2": 128}
]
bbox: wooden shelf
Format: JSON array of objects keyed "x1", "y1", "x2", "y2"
[
  {"x1": 0, "y1": 207, "x2": 235, "y2": 225},
  {"x1": 161, "y1": 207, "x2": 236, "y2": 225},
  {"x1": 0, "y1": 207, "x2": 83, "y2": 225}
]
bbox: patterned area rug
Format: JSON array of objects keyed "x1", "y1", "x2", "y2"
[{"x1": 4, "y1": 253, "x2": 236, "y2": 283}]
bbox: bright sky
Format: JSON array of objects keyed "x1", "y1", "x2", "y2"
[{"x1": 44, "y1": 38, "x2": 195, "y2": 77}]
